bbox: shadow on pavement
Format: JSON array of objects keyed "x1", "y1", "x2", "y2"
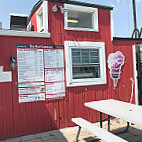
[{"x1": 112, "y1": 126, "x2": 142, "y2": 142}]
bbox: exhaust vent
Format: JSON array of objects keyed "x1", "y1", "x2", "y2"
[{"x1": 10, "y1": 14, "x2": 28, "y2": 31}]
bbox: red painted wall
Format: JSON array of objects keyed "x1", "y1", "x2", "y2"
[{"x1": 0, "y1": 1, "x2": 141, "y2": 141}]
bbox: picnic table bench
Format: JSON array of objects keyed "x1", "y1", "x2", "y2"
[{"x1": 72, "y1": 118, "x2": 128, "y2": 142}]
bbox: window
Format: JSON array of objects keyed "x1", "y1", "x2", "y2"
[
  {"x1": 36, "y1": 1, "x2": 48, "y2": 33},
  {"x1": 72, "y1": 49, "x2": 100, "y2": 79},
  {"x1": 27, "y1": 22, "x2": 31, "y2": 31},
  {"x1": 65, "y1": 41, "x2": 106, "y2": 87},
  {"x1": 64, "y1": 4, "x2": 98, "y2": 31},
  {"x1": 37, "y1": 7, "x2": 44, "y2": 32}
]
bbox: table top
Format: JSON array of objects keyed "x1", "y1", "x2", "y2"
[{"x1": 85, "y1": 99, "x2": 142, "y2": 127}]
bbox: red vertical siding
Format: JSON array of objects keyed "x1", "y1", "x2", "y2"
[
  {"x1": 0, "y1": 37, "x2": 14, "y2": 140},
  {"x1": 0, "y1": 34, "x2": 139, "y2": 141}
]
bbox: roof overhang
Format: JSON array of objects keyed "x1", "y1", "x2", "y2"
[
  {"x1": 28, "y1": 0, "x2": 113, "y2": 22},
  {"x1": 0, "y1": 30, "x2": 51, "y2": 38},
  {"x1": 113, "y1": 37, "x2": 142, "y2": 41}
]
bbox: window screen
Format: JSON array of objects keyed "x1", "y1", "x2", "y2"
[{"x1": 72, "y1": 49, "x2": 100, "y2": 79}]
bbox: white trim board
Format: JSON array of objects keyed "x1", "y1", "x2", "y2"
[
  {"x1": 9, "y1": 13, "x2": 28, "y2": 17},
  {"x1": 0, "y1": 30, "x2": 51, "y2": 38},
  {"x1": 36, "y1": 1, "x2": 48, "y2": 33},
  {"x1": 133, "y1": 44, "x2": 138, "y2": 105},
  {"x1": 110, "y1": 10, "x2": 114, "y2": 41}
]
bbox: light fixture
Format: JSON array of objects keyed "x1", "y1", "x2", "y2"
[
  {"x1": 52, "y1": 5, "x2": 67, "y2": 14},
  {"x1": 67, "y1": 19, "x2": 79, "y2": 23},
  {"x1": 10, "y1": 56, "x2": 17, "y2": 70},
  {"x1": 52, "y1": 5, "x2": 58, "y2": 12}
]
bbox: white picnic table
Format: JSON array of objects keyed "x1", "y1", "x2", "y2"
[
  {"x1": 85, "y1": 99, "x2": 142, "y2": 128},
  {"x1": 72, "y1": 99, "x2": 138, "y2": 142}
]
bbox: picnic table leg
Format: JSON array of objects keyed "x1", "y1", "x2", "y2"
[
  {"x1": 76, "y1": 126, "x2": 81, "y2": 142},
  {"x1": 100, "y1": 112, "x2": 103, "y2": 128},
  {"x1": 114, "y1": 121, "x2": 130, "y2": 134},
  {"x1": 125, "y1": 122, "x2": 130, "y2": 131},
  {"x1": 108, "y1": 115, "x2": 110, "y2": 131},
  {"x1": 118, "y1": 121, "x2": 130, "y2": 133}
]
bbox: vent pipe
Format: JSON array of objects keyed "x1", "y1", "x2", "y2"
[{"x1": 132, "y1": 0, "x2": 138, "y2": 38}]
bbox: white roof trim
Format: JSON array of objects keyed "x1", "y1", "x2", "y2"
[
  {"x1": 10, "y1": 13, "x2": 28, "y2": 17},
  {"x1": 0, "y1": 30, "x2": 51, "y2": 38}
]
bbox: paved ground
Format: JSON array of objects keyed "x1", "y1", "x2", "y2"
[{"x1": 1, "y1": 119, "x2": 142, "y2": 142}]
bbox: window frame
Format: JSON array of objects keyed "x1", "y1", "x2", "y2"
[
  {"x1": 27, "y1": 22, "x2": 31, "y2": 31},
  {"x1": 36, "y1": 1, "x2": 48, "y2": 33},
  {"x1": 65, "y1": 41, "x2": 107, "y2": 87},
  {"x1": 64, "y1": 4, "x2": 98, "y2": 32}
]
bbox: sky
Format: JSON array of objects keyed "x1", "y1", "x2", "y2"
[{"x1": 0, "y1": 0, "x2": 142, "y2": 37}]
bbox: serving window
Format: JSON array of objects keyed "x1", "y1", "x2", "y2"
[{"x1": 65, "y1": 4, "x2": 98, "y2": 31}]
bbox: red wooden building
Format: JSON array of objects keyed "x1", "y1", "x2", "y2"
[{"x1": 0, "y1": 0, "x2": 142, "y2": 140}]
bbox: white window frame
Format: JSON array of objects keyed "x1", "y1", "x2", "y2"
[
  {"x1": 36, "y1": 1, "x2": 48, "y2": 33},
  {"x1": 27, "y1": 22, "x2": 31, "y2": 31},
  {"x1": 65, "y1": 41, "x2": 107, "y2": 87},
  {"x1": 64, "y1": 4, "x2": 98, "y2": 32}
]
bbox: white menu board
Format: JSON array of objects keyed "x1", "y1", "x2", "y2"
[
  {"x1": 44, "y1": 49, "x2": 64, "y2": 68},
  {"x1": 45, "y1": 68, "x2": 64, "y2": 82},
  {"x1": 17, "y1": 49, "x2": 44, "y2": 83},
  {"x1": 17, "y1": 47, "x2": 65, "y2": 102},
  {"x1": 46, "y1": 82, "x2": 65, "y2": 94}
]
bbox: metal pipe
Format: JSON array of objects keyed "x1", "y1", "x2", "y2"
[{"x1": 132, "y1": 0, "x2": 138, "y2": 38}]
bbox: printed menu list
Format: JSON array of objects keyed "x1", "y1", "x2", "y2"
[
  {"x1": 17, "y1": 49, "x2": 44, "y2": 82},
  {"x1": 17, "y1": 49, "x2": 45, "y2": 103},
  {"x1": 44, "y1": 49, "x2": 64, "y2": 68},
  {"x1": 44, "y1": 49, "x2": 65, "y2": 99}
]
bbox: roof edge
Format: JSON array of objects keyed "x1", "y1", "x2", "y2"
[
  {"x1": 0, "y1": 30, "x2": 51, "y2": 38},
  {"x1": 66, "y1": 0, "x2": 113, "y2": 10},
  {"x1": 113, "y1": 37, "x2": 142, "y2": 41},
  {"x1": 28, "y1": 0, "x2": 113, "y2": 22}
]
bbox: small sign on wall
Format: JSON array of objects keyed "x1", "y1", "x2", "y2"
[
  {"x1": 0, "y1": 66, "x2": 12, "y2": 82},
  {"x1": 108, "y1": 51, "x2": 125, "y2": 87}
]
